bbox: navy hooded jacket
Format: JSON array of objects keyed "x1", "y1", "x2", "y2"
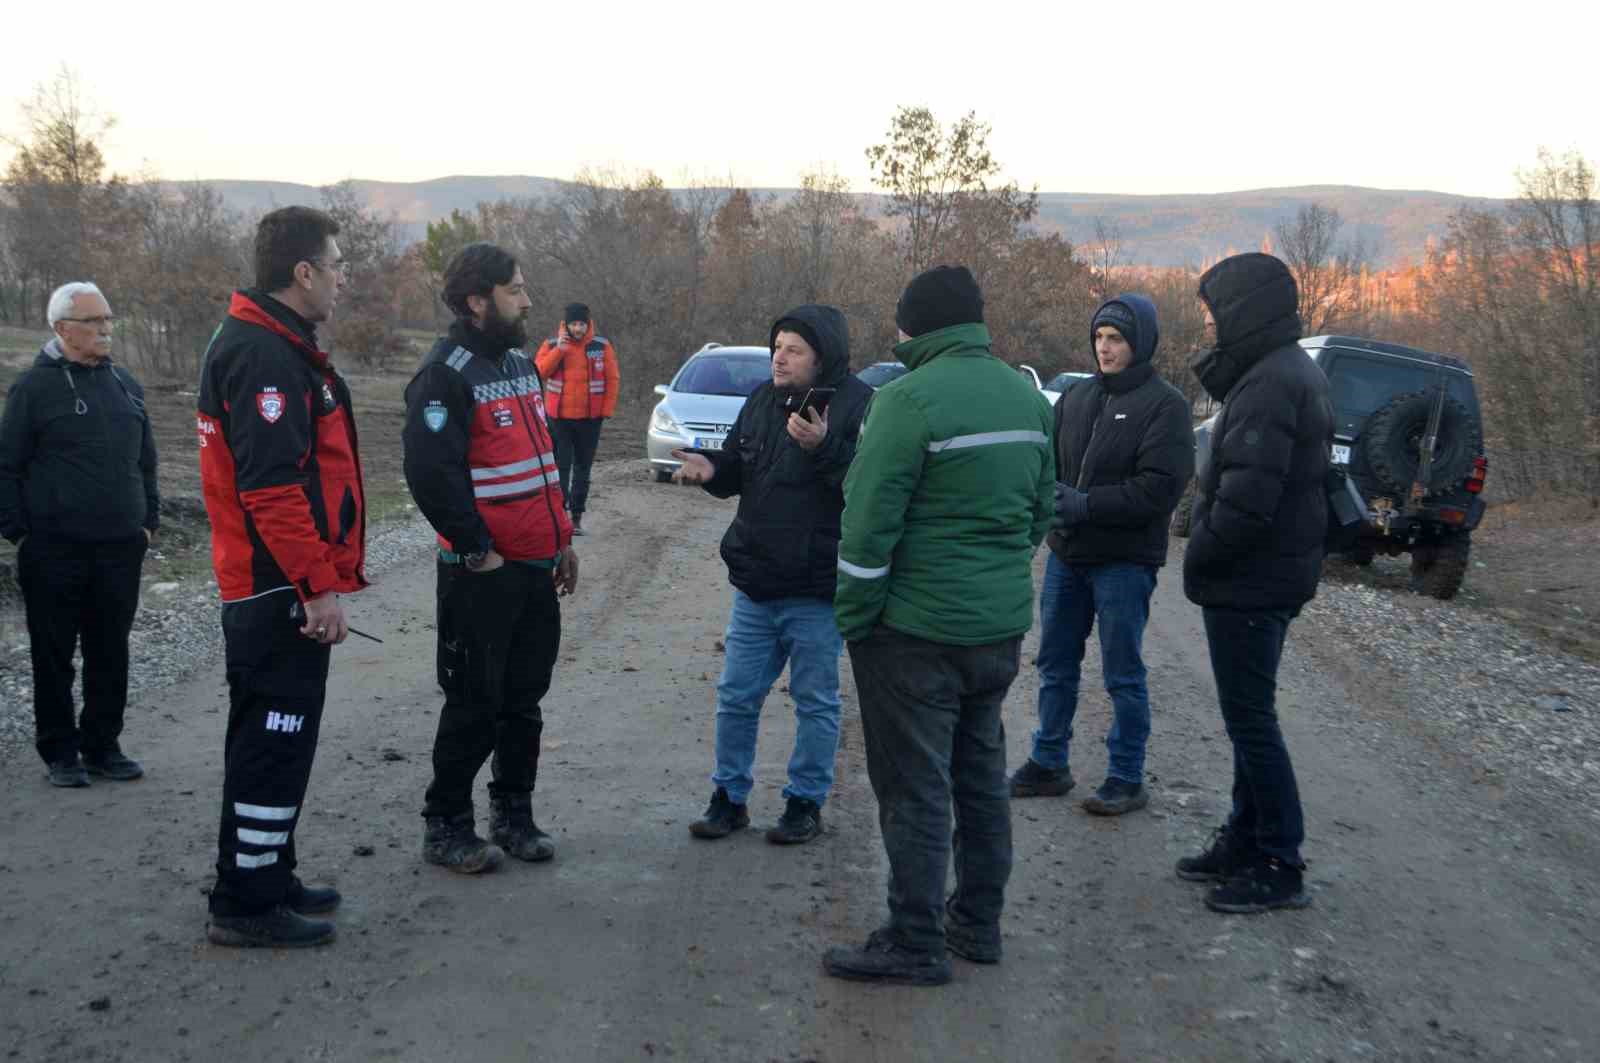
[
  {"x1": 698, "y1": 304, "x2": 874, "y2": 601},
  {"x1": 1045, "y1": 293, "x2": 1195, "y2": 568}
]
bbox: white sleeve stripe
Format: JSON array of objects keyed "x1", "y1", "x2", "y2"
[
  {"x1": 926, "y1": 430, "x2": 1049, "y2": 453},
  {"x1": 838, "y1": 558, "x2": 891, "y2": 579},
  {"x1": 234, "y1": 802, "x2": 297, "y2": 821}
]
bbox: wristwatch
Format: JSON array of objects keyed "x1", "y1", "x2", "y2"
[{"x1": 463, "y1": 549, "x2": 489, "y2": 571}]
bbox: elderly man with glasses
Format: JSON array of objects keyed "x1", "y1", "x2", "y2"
[{"x1": 0, "y1": 281, "x2": 159, "y2": 788}]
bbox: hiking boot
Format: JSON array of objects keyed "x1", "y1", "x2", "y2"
[
  {"x1": 1009, "y1": 758, "x2": 1074, "y2": 798},
  {"x1": 1082, "y1": 777, "x2": 1148, "y2": 816},
  {"x1": 766, "y1": 796, "x2": 822, "y2": 845},
  {"x1": 688, "y1": 787, "x2": 749, "y2": 839},
  {"x1": 1176, "y1": 824, "x2": 1255, "y2": 883},
  {"x1": 422, "y1": 813, "x2": 504, "y2": 874},
  {"x1": 83, "y1": 746, "x2": 144, "y2": 781},
  {"x1": 286, "y1": 877, "x2": 342, "y2": 915},
  {"x1": 489, "y1": 792, "x2": 555, "y2": 862},
  {"x1": 207, "y1": 904, "x2": 335, "y2": 949},
  {"x1": 823, "y1": 929, "x2": 952, "y2": 986},
  {"x1": 1205, "y1": 856, "x2": 1312, "y2": 914},
  {"x1": 943, "y1": 906, "x2": 1002, "y2": 964},
  {"x1": 46, "y1": 755, "x2": 89, "y2": 788}
]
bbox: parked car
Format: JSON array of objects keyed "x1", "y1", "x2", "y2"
[
  {"x1": 1044, "y1": 371, "x2": 1094, "y2": 398},
  {"x1": 645, "y1": 343, "x2": 771, "y2": 482},
  {"x1": 857, "y1": 361, "x2": 908, "y2": 389},
  {"x1": 1016, "y1": 364, "x2": 1061, "y2": 405},
  {"x1": 1171, "y1": 335, "x2": 1487, "y2": 600}
]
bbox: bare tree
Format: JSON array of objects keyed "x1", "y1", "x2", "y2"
[
  {"x1": 1272, "y1": 203, "x2": 1368, "y2": 335},
  {"x1": 1088, "y1": 216, "x2": 1125, "y2": 300}
]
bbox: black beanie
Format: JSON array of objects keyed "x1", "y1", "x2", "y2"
[
  {"x1": 563, "y1": 302, "x2": 591, "y2": 324},
  {"x1": 895, "y1": 265, "x2": 984, "y2": 338},
  {"x1": 771, "y1": 317, "x2": 824, "y2": 360},
  {"x1": 1091, "y1": 300, "x2": 1138, "y2": 352}
]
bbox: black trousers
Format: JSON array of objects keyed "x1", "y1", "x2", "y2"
[
  {"x1": 548, "y1": 417, "x2": 604, "y2": 515},
  {"x1": 423, "y1": 559, "x2": 561, "y2": 819},
  {"x1": 848, "y1": 626, "x2": 1021, "y2": 955},
  {"x1": 210, "y1": 590, "x2": 332, "y2": 916},
  {"x1": 18, "y1": 532, "x2": 146, "y2": 765},
  {"x1": 1201, "y1": 606, "x2": 1305, "y2": 864}
]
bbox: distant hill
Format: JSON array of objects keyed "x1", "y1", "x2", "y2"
[{"x1": 188, "y1": 176, "x2": 1505, "y2": 269}]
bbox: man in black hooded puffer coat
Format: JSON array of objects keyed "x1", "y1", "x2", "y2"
[{"x1": 1178, "y1": 252, "x2": 1333, "y2": 914}]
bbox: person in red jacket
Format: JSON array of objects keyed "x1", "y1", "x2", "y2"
[
  {"x1": 534, "y1": 303, "x2": 619, "y2": 534},
  {"x1": 196, "y1": 206, "x2": 367, "y2": 949},
  {"x1": 404, "y1": 243, "x2": 579, "y2": 875}
]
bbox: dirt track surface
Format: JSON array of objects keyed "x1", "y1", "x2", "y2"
[{"x1": 2, "y1": 464, "x2": 1598, "y2": 1062}]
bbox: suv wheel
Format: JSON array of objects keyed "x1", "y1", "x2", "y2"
[{"x1": 1410, "y1": 533, "x2": 1470, "y2": 600}]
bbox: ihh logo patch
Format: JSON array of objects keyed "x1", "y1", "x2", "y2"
[{"x1": 257, "y1": 389, "x2": 285, "y2": 424}]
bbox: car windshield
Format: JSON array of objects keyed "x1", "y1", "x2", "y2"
[
  {"x1": 857, "y1": 363, "x2": 907, "y2": 388},
  {"x1": 675, "y1": 354, "x2": 769, "y2": 397},
  {"x1": 1045, "y1": 372, "x2": 1093, "y2": 392}
]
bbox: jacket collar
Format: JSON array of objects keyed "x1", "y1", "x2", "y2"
[
  {"x1": 892, "y1": 322, "x2": 992, "y2": 372},
  {"x1": 229, "y1": 291, "x2": 329, "y2": 368}
]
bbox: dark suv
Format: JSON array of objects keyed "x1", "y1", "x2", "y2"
[{"x1": 1172, "y1": 335, "x2": 1488, "y2": 600}]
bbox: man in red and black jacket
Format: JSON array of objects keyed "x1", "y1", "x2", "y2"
[
  {"x1": 197, "y1": 206, "x2": 367, "y2": 949},
  {"x1": 403, "y1": 242, "x2": 578, "y2": 876}
]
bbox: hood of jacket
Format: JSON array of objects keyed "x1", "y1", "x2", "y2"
[
  {"x1": 891, "y1": 321, "x2": 992, "y2": 372},
  {"x1": 33, "y1": 337, "x2": 114, "y2": 372},
  {"x1": 769, "y1": 304, "x2": 851, "y2": 389},
  {"x1": 1190, "y1": 253, "x2": 1302, "y2": 402},
  {"x1": 1093, "y1": 292, "x2": 1160, "y2": 395}
]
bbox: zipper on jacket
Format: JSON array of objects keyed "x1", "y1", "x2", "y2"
[{"x1": 1075, "y1": 392, "x2": 1111, "y2": 491}]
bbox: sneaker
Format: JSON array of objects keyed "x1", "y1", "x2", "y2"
[
  {"x1": 83, "y1": 747, "x2": 144, "y2": 781},
  {"x1": 689, "y1": 787, "x2": 749, "y2": 840},
  {"x1": 285, "y1": 877, "x2": 342, "y2": 915},
  {"x1": 1009, "y1": 758, "x2": 1075, "y2": 798},
  {"x1": 1082, "y1": 777, "x2": 1148, "y2": 816},
  {"x1": 1205, "y1": 856, "x2": 1313, "y2": 914},
  {"x1": 207, "y1": 904, "x2": 335, "y2": 948},
  {"x1": 1176, "y1": 824, "x2": 1255, "y2": 883},
  {"x1": 943, "y1": 908, "x2": 1002, "y2": 964},
  {"x1": 47, "y1": 755, "x2": 90, "y2": 788},
  {"x1": 489, "y1": 793, "x2": 555, "y2": 862},
  {"x1": 422, "y1": 813, "x2": 504, "y2": 874},
  {"x1": 823, "y1": 929, "x2": 952, "y2": 986},
  {"x1": 766, "y1": 796, "x2": 822, "y2": 845}
]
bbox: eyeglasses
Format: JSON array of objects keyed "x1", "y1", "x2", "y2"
[
  {"x1": 310, "y1": 258, "x2": 351, "y2": 279},
  {"x1": 61, "y1": 315, "x2": 116, "y2": 327}
]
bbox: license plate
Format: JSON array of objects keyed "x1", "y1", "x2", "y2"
[
  {"x1": 694, "y1": 436, "x2": 725, "y2": 451},
  {"x1": 1331, "y1": 444, "x2": 1351, "y2": 465}
]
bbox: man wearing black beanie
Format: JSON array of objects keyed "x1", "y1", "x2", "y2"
[
  {"x1": 824, "y1": 264, "x2": 1056, "y2": 985},
  {"x1": 1010, "y1": 294, "x2": 1193, "y2": 820}
]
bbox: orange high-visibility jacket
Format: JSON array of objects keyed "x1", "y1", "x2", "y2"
[{"x1": 534, "y1": 324, "x2": 620, "y2": 419}]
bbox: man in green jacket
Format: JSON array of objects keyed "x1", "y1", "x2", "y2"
[{"x1": 822, "y1": 265, "x2": 1055, "y2": 986}]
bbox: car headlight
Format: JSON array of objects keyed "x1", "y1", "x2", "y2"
[{"x1": 651, "y1": 404, "x2": 681, "y2": 434}]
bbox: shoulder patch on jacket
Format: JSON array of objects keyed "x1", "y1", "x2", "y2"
[{"x1": 422, "y1": 402, "x2": 448, "y2": 432}]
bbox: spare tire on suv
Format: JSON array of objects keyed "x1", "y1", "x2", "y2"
[{"x1": 1362, "y1": 391, "x2": 1482, "y2": 497}]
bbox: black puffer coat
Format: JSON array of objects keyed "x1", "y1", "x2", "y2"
[
  {"x1": 1047, "y1": 294, "x2": 1194, "y2": 568},
  {"x1": 1183, "y1": 254, "x2": 1333, "y2": 611},
  {"x1": 701, "y1": 305, "x2": 874, "y2": 602}
]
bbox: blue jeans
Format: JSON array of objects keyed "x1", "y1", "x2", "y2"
[
  {"x1": 1031, "y1": 555, "x2": 1156, "y2": 784},
  {"x1": 1202, "y1": 606, "x2": 1304, "y2": 864},
  {"x1": 712, "y1": 589, "x2": 843, "y2": 805}
]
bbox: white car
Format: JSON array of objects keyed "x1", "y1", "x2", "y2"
[
  {"x1": 645, "y1": 344, "x2": 771, "y2": 482},
  {"x1": 1018, "y1": 364, "x2": 1093, "y2": 406}
]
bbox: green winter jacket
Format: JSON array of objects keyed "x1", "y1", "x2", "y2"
[{"x1": 836, "y1": 323, "x2": 1055, "y2": 644}]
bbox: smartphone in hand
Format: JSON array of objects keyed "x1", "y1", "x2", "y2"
[{"x1": 798, "y1": 387, "x2": 836, "y2": 417}]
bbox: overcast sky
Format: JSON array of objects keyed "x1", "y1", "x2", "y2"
[{"x1": 5, "y1": 1, "x2": 1595, "y2": 199}]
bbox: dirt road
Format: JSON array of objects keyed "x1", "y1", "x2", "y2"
[{"x1": 2, "y1": 464, "x2": 1597, "y2": 1062}]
